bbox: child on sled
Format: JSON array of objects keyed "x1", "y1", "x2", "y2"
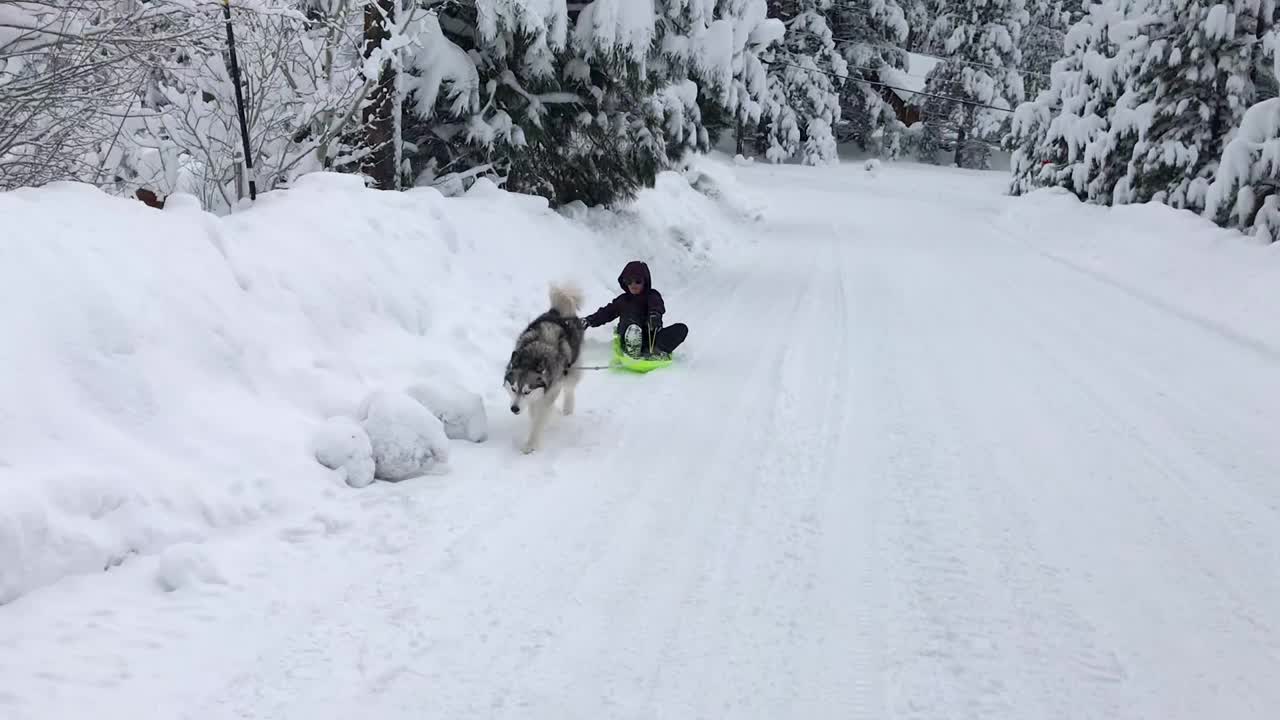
[{"x1": 581, "y1": 260, "x2": 688, "y2": 359}]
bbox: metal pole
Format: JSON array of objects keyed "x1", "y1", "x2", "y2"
[{"x1": 222, "y1": 0, "x2": 257, "y2": 201}]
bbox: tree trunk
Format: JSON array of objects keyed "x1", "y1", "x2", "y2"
[{"x1": 362, "y1": 0, "x2": 398, "y2": 190}]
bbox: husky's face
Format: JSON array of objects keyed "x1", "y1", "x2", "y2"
[{"x1": 504, "y1": 365, "x2": 548, "y2": 415}]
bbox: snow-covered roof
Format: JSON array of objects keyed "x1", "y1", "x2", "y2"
[{"x1": 877, "y1": 53, "x2": 942, "y2": 104}]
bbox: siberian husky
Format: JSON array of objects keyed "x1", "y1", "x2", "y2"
[{"x1": 504, "y1": 283, "x2": 585, "y2": 453}]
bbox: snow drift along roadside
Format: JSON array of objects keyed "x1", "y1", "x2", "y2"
[
  {"x1": 0, "y1": 155, "x2": 759, "y2": 605},
  {"x1": 997, "y1": 187, "x2": 1280, "y2": 353}
]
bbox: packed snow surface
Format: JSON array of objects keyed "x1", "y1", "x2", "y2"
[{"x1": 2, "y1": 158, "x2": 1280, "y2": 719}]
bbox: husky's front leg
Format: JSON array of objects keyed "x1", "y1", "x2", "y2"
[
  {"x1": 561, "y1": 368, "x2": 581, "y2": 416},
  {"x1": 522, "y1": 388, "x2": 560, "y2": 454}
]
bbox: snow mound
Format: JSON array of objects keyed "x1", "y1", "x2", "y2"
[
  {"x1": 0, "y1": 153, "x2": 758, "y2": 604},
  {"x1": 155, "y1": 543, "x2": 227, "y2": 592},
  {"x1": 684, "y1": 153, "x2": 767, "y2": 223},
  {"x1": 406, "y1": 381, "x2": 488, "y2": 443},
  {"x1": 362, "y1": 390, "x2": 450, "y2": 481},
  {"x1": 312, "y1": 417, "x2": 377, "y2": 488}
]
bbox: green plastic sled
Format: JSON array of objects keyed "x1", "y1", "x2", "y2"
[{"x1": 610, "y1": 336, "x2": 675, "y2": 373}]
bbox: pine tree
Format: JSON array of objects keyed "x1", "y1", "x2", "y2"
[
  {"x1": 904, "y1": 0, "x2": 934, "y2": 51},
  {"x1": 1006, "y1": 0, "x2": 1153, "y2": 199},
  {"x1": 756, "y1": 0, "x2": 848, "y2": 164},
  {"x1": 1203, "y1": 97, "x2": 1280, "y2": 240},
  {"x1": 362, "y1": 0, "x2": 399, "y2": 189},
  {"x1": 829, "y1": 0, "x2": 913, "y2": 157},
  {"x1": 705, "y1": 0, "x2": 786, "y2": 154},
  {"x1": 403, "y1": 0, "x2": 782, "y2": 206},
  {"x1": 1111, "y1": 0, "x2": 1276, "y2": 210},
  {"x1": 1019, "y1": 0, "x2": 1076, "y2": 100},
  {"x1": 921, "y1": 0, "x2": 1029, "y2": 168}
]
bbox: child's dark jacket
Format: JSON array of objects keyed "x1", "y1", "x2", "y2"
[{"x1": 583, "y1": 260, "x2": 665, "y2": 328}]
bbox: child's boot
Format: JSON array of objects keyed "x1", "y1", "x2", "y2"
[{"x1": 623, "y1": 324, "x2": 643, "y2": 357}]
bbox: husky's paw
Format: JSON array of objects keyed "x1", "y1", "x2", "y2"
[
  {"x1": 521, "y1": 443, "x2": 537, "y2": 455},
  {"x1": 562, "y1": 402, "x2": 574, "y2": 416}
]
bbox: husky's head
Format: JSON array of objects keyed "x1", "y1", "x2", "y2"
[{"x1": 504, "y1": 361, "x2": 549, "y2": 415}]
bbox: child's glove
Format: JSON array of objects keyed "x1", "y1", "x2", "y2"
[
  {"x1": 646, "y1": 312, "x2": 662, "y2": 330},
  {"x1": 579, "y1": 317, "x2": 591, "y2": 330}
]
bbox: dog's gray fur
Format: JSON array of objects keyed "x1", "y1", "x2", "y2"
[{"x1": 504, "y1": 283, "x2": 585, "y2": 453}]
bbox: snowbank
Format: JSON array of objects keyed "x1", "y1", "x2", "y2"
[
  {"x1": 561, "y1": 154, "x2": 767, "y2": 289},
  {"x1": 998, "y1": 188, "x2": 1280, "y2": 352},
  {"x1": 0, "y1": 156, "x2": 758, "y2": 604}
]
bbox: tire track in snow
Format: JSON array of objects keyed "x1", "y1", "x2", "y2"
[
  {"x1": 507, "y1": 236, "x2": 833, "y2": 718},
  {"x1": 956, "y1": 242, "x2": 1280, "y2": 719},
  {"x1": 682, "y1": 229, "x2": 858, "y2": 717},
  {"x1": 841, "y1": 225, "x2": 1128, "y2": 720},
  {"x1": 810, "y1": 220, "x2": 888, "y2": 720},
  {"x1": 905, "y1": 246, "x2": 1133, "y2": 720},
  {"x1": 484, "y1": 269, "x2": 807, "y2": 717}
]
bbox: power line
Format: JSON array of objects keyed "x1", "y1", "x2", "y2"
[
  {"x1": 761, "y1": 57, "x2": 1016, "y2": 114},
  {"x1": 782, "y1": 26, "x2": 1053, "y2": 80}
]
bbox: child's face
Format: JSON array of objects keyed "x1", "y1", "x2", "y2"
[{"x1": 626, "y1": 279, "x2": 644, "y2": 294}]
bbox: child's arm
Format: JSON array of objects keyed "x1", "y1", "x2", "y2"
[
  {"x1": 582, "y1": 296, "x2": 621, "y2": 328},
  {"x1": 646, "y1": 290, "x2": 665, "y2": 329}
]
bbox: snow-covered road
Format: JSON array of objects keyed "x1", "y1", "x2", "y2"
[{"x1": 4, "y1": 162, "x2": 1280, "y2": 719}]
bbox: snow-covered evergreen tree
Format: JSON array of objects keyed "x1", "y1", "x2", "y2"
[
  {"x1": 1203, "y1": 97, "x2": 1280, "y2": 240},
  {"x1": 411, "y1": 0, "x2": 784, "y2": 205},
  {"x1": 829, "y1": 0, "x2": 912, "y2": 157},
  {"x1": 920, "y1": 0, "x2": 1028, "y2": 167},
  {"x1": 904, "y1": 0, "x2": 935, "y2": 51},
  {"x1": 1110, "y1": 0, "x2": 1276, "y2": 211},
  {"x1": 756, "y1": 0, "x2": 848, "y2": 164},
  {"x1": 1019, "y1": 0, "x2": 1076, "y2": 100},
  {"x1": 1006, "y1": 0, "x2": 1153, "y2": 199},
  {"x1": 705, "y1": 0, "x2": 786, "y2": 152},
  {"x1": 405, "y1": 0, "x2": 572, "y2": 196}
]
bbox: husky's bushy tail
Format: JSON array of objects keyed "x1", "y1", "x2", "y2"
[{"x1": 549, "y1": 282, "x2": 583, "y2": 317}]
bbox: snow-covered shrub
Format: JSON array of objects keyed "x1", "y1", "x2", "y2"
[
  {"x1": 361, "y1": 391, "x2": 450, "y2": 481},
  {"x1": 114, "y1": 0, "x2": 369, "y2": 214},
  {"x1": 0, "y1": 0, "x2": 199, "y2": 190},
  {"x1": 406, "y1": 382, "x2": 488, "y2": 443},
  {"x1": 312, "y1": 416, "x2": 377, "y2": 488}
]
